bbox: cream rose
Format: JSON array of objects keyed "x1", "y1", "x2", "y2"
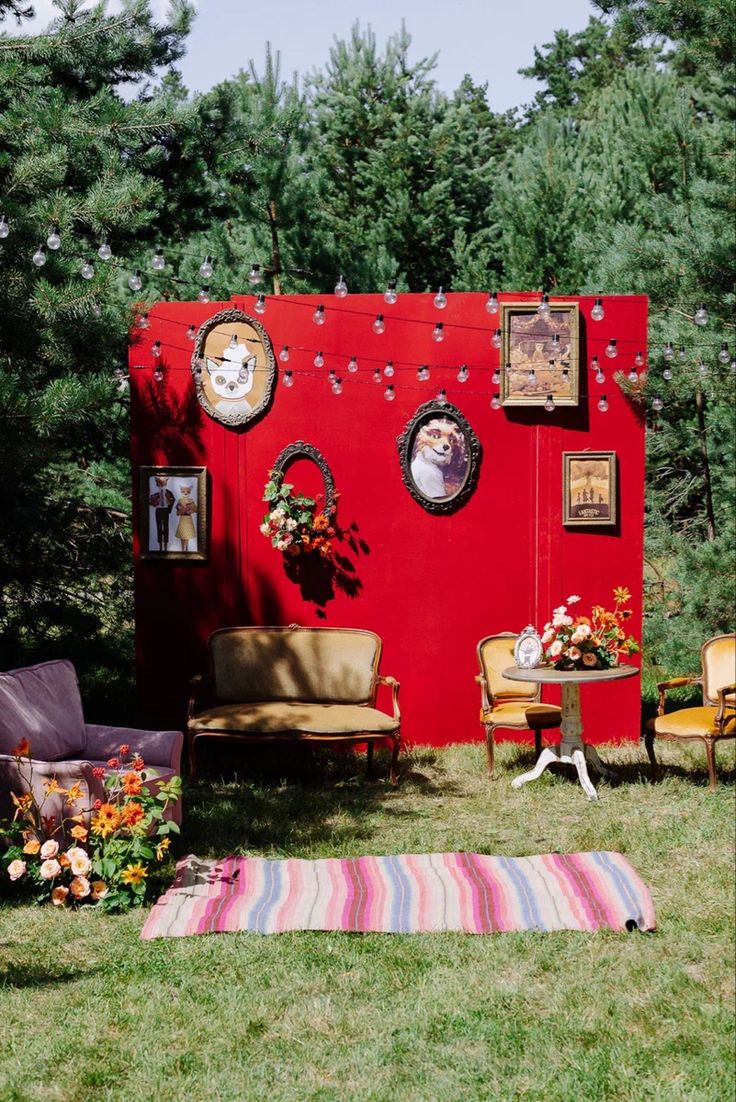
[
  {"x1": 552, "y1": 605, "x2": 567, "y2": 617},
  {"x1": 553, "y1": 614, "x2": 574, "y2": 628},
  {"x1": 70, "y1": 853, "x2": 91, "y2": 877},
  {"x1": 568, "y1": 646, "x2": 581, "y2": 661},
  {"x1": 549, "y1": 640, "x2": 563, "y2": 657},
  {"x1": 70, "y1": 876, "x2": 91, "y2": 899},
  {"x1": 7, "y1": 858, "x2": 26, "y2": 881},
  {"x1": 566, "y1": 595, "x2": 581, "y2": 604},
  {"x1": 40, "y1": 839, "x2": 59, "y2": 859},
  {"x1": 51, "y1": 885, "x2": 69, "y2": 906},
  {"x1": 40, "y1": 858, "x2": 62, "y2": 880},
  {"x1": 90, "y1": 880, "x2": 108, "y2": 901},
  {"x1": 541, "y1": 630, "x2": 555, "y2": 644}
]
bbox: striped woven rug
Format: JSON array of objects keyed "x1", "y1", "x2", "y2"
[{"x1": 141, "y1": 851, "x2": 655, "y2": 939}]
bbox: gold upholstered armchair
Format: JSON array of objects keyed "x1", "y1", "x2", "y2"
[
  {"x1": 645, "y1": 633, "x2": 735, "y2": 791},
  {"x1": 476, "y1": 633, "x2": 561, "y2": 779}
]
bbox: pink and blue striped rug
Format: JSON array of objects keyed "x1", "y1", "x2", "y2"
[{"x1": 141, "y1": 851, "x2": 655, "y2": 939}]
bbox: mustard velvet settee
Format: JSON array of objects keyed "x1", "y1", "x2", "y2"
[{"x1": 187, "y1": 626, "x2": 401, "y2": 783}]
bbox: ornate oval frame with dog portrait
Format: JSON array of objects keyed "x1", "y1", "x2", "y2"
[
  {"x1": 192, "y1": 308, "x2": 276, "y2": 428},
  {"x1": 397, "y1": 400, "x2": 482, "y2": 514}
]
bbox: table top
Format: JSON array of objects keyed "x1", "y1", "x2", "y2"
[{"x1": 502, "y1": 664, "x2": 640, "y2": 685}]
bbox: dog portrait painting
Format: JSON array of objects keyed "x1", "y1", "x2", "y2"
[{"x1": 398, "y1": 401, "x2": 481, "y2": 513}]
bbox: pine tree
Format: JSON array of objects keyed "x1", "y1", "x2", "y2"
[{"x1": 0, "y1": 0, "x2": 193, "y2": 715}]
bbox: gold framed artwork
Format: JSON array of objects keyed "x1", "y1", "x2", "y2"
[
  {"x1": 192, "y1": 308, "x2": 276, "y2": 428},
  {"x1": 562, "y1": 452, "x2": 617, "y2": 527},
  {"x1": 139, "y1": 466, "x2": 208, "y2": 560},
  {"x1": 500, "y1": 301, "x2": 580, "y2": 406}
]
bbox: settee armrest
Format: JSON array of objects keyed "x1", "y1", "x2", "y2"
[
  {"x1": 84, "y1": 725, "x2": 183, "y2": 771},
  {"x1": 187, "y1": 673, "x2": 213, "y2": 722},
  {"x1": 656, "y1": 676, "x2": 701, "y2": 716},
  {"x1": 376, "y1": 675, "x2": 401, "y2": 722}
]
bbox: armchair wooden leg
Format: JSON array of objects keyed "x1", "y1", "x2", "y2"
[
  {"x1": 644, "y1": 724, "x2": 658, "y2": 783},
  {"x1": 704, "y1": 738, "x2": 717, "y2": 791},
  {"x1": 188, "y1": 731, "x2": 199, "y2": 782},
  {"x1": 388, "y1": 734, "x2": 400, "y2": 786},
  {"x1": 485, "y1": 724, "x2": 495, "y2": 780},
  {"x1": 366, "y1": 740, "x2": 375, "y2": 778}
]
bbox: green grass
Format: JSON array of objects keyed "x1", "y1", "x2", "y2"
[{"x1": 1, "y1": 740, "x2": 734, "y2": 1102}]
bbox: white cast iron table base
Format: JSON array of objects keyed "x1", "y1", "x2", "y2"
[{"x1": 510, "y1": 682, "x2": 619, "y2": 802}]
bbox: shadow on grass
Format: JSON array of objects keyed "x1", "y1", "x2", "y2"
[
  {"x1": 0, "y1": 961, "x2": 99, "y2": 989},
  {"x1": 182, "y1": 744, "x2": 464, "y2": 857}
]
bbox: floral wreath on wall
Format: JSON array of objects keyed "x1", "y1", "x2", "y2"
[{"x1": 260, "y1": 470, "x2": 339, "y2": 560}]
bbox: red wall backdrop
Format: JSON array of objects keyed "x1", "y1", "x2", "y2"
[{"x1": 129, "y1": 292, "x2": 647, "y2": 747}]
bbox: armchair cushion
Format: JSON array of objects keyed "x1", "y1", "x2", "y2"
[
  {"x1": 190, "y1": 701, "x2": 399, "y2": 736},
  {"x1": 482, "y1": 702, "x2": 561, "y2": 728},
  {"x1": 0, "y1": 660, "x2": 85, "y2": 761},
  {"x1": 84, "y1": 725, "x2": 183, "y2": 770},
  {"x1": 654, "y1": 706, "x2": 736, "y2": 738}
]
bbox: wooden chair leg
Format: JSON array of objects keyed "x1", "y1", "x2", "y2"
[
  {"x1": 188, "y1": 731, "x2": 199, "y2": 782},
  {"x1": 485, "y1": 724, "x2": 495, "y2": 780},
  {"x1": 366, "y1": 740, "x2": 375, "y2": 778},
  {"x1": 388, "y1": 734, "x2": 400, "y2": 785},
  {"x1": 644, "y1": 725, "x2": 658, "y2": 783},
  {"x1": 704, "y1": 738, "x2": 717, "y2": 791}
]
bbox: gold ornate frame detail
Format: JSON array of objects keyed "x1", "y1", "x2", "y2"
[
  {"x1": 191, "y1": 308, "x2": 276, "y2": 428},
  {"x1": 500, "y1": 301, "x2": 580, "y2": 407}
]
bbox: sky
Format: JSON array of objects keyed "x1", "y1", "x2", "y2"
[{"x1": 8, "y1": 0, "x2": 596, "y2": 111}]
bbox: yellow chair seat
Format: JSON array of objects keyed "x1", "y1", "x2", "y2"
[
  {"x1": 482, "y1": 702, "x2": 561, "y2": 728},
  {"x1": 654, "y1": 706, "x2": 736, "y2": 739},
  {"x1": 190, "y1": 701, "x2": 399, "y2": 736}
]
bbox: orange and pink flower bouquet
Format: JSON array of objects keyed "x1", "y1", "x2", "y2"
[{"x1": 541, "y1": 587, "x2": 639, "y2": 671}]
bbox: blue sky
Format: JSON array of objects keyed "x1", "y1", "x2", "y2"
[{"x1": 11, "y1": 0, "x2": 596, "y2": 110}]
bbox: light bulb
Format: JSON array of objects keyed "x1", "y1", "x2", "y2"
[
  {"x1": 591, "y1": 297, "x2": 604, "y2": 321},
  {"x1": 432, "y1": 322, "x2": 444, "y2": 342},
  {"x1": 663, "y1": 342, "x2": 674, "y2": 361},
  {"x1": 372, "y1": 314, "x2": 385, "y2": 334},
  {"x1": 635, "y1": 351, "x2": 644, "y2": 367},
  {"x1": 0, "y1": 215, "x2": 9, "y2": 239},
  {"x1": 663, "y1": 366, "x2": 673, "y2": 381},
  {"x1": 731, "y1": 360, "x2": 736, "y2": 374},
  {"x1": 248, "y1": 263, "x2": 261, "y2": 285},
  {"x1": 718, "y1": 342, "x2": 730, "y2": 364},
  {"x1": 526, "y1": 369, "x2": 536, "y2": 384},
  {"x1": 47, "y1": 224, "x2": 61, "y2": 250},
  {"x1": 151, "y1": 248, "x2": 165, "y2": 271},
  {"x1": 678, "y1": 346, "x2": 687, "y2": 362},
  {"x1": 197, "y1": 285, "x2": 210, "y2": 303},
  {"x1": 383, "y1": 361, "x2": 394, "y2": 378},
  {"x1": 595, "y1": 366, "x2": 605, "y2": 384},
  {"x1": 332, "y1": 377, "x2": 343, "y2": 396},
  {"x1": 254, "y1": 294, "x2": 266, "y2": 315},
  {"x1": 334, "y1": 274, "x2": 348, "y2": 298},
  {"x1": 348, "y1": 356, "x2": 358, "y2": 374},
  {"x1": 597, "y1": 395, "x2": 609, "y2": 412},
  {"x1": 80, "y1": 259, "x2": 94, "y2": 280},
  {"x1": 694, "y1": 303, "x2": 708, "y2": 326},
  {"x1": 591, "y1": 355, "x2": 600, "y2": 372},
  {"x1": 433, "y1": 286, "x2": 447, "y2": 309},
  {"x1": 384, "y1": 281, "x2": 398, "y2": 305},
  {"x1": 492, "y1": 367, "x2": 500, "y2": 385},
  {"x1": 199, "y1": 255, "x2": 213, "y2": 280},
  {"x1": 698, "y1": 360, "x2": 708, "y2": 377},
  {"x1": 436, "y1": 388, "x2": 447, "y2": 404},
  {"x1": 282, "y1": 370, "x2": 294, "y2": 388},
  {"x1": 128, "y1": 269, "x2": 142, "y2": 291},
  {"x1": 313, "y1": 351, "x2": 325, "y2": 368},
  {"x1": 373, "y1": 368, "x2": 381, "y2": 383},
  {"x1": 229, "y1": 333, "x2": 238, "y2": 349},
  {"x1": 652, "y1": 396, "x2": 664, "y2": 411},
  {"x1": 91, "y1": 302, "x2": 102, "y2": 318},
  {"x1": 457, "y1": 364, "x2": 469, "y2": 383},
  {"x1": 279, "y1": 346, "x2": 290, "y2": 362},
  {"x1": 491, "y1": 328, "x2": 502, "y2": 349},
  {"x1": 152, "y1": 341, "x2": 161, "y2": 357},
  {"x1": 313, "y1": 304, "x2": 325, "y2": 325},
  {"x1": 551, "y1": 333, "x2": 561, "y2": 350},
  {"x1": 98, "y1": 235, "x2": 112, "y2": 261},
  {"x1": 328, "y1": 369, "x2": 336, "y2": 382},
  {"x1": 605, "y1": 339, "x2": 618, "y2": 358},
  {"x1": 186, "y1": 325, "x2": 196, "y2": 341},
  {"x1": 544, "y1": 394, "x2": 555, "y2": 412},
  {"x1": 417, "y1": 365, "x2": 430, "y2": 381},
  {"x1": 32, "y1": 245, "x2": 47, "y2": 267},
  {"x1": 384, "y1": 384, "x2": 395, "y2": 401},
  {"x1": 153, "y1": 367, "x2": 164, "y2": 382},
  {"x1": 490, "y1": 393, "x2": 501, "y2": 409},
  {"x1": 538, "y1": 293, "x2": 550, "y2": 315},
  {"x1": 137, "y1": 313, "x2": 150, "y2": 329},
  {"x1": 628, "y1": 367, "x2": 638, "y2": 382},
  {"x1": 485, "y1": 292, "x2": 499, "y2": 315}
]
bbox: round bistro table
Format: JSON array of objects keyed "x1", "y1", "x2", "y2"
[{"x1": 502, "y1": 665, "x2": 640, "y2": 801}]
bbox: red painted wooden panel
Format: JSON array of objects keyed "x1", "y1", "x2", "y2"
[{"x1": 129, "y1": 292, "x2": 646, "y2": 747}]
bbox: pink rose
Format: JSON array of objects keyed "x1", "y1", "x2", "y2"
[
  {"x1": 7, "y1": 859, "x2": 26, "y2": 881},
  {"x1": 568, "y1": 646, "x2": 581, "y2": 661},
  {"x1": 51, "y1": 886, "x2": 69, "y2": 906},
  {"x1": 70, "y1": 876, "x2": 91, "y2": 899},
  {"x1": 549, "y1": 640, "x2": 563, "y2": 657},
  {"x1": 40, "y1": 839, "x2": 59, "y2": 859},
  {"x1": 39, "y1": 858, "x2": 62, "y2": 880},
  {"x1": 70, "y1": 852, "x2": 91, "y2": 877}
]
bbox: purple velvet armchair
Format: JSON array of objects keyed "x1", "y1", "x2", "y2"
[{"x1": 0, "y1": 659, "x2": 183, "y2": 830}]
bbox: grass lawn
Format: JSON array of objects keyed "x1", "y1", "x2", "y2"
[{"x1": 1, "y1": 738, "x2": 734, "y2": 1102}]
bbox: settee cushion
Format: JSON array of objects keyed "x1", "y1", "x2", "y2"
[
  {"x1": 210, "y1": 628, "x2": 380, "y2": 705},
  {"x1": 190, "y1": 701, "x2": 399, "y2": 736},
  {"x1": 0, "y1": 659, "x2": 86, "y2": 761}
]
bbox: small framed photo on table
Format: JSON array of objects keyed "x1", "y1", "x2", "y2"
[
  {"x1": 139, "y1": 466, "x2": 208, "y2": 560},
  {"x1": 562, "y1": 451, "x2": 617, "y2": 527},
  {"x1": 500, "y1": 301, "x2": 580, "y2": 407}
]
